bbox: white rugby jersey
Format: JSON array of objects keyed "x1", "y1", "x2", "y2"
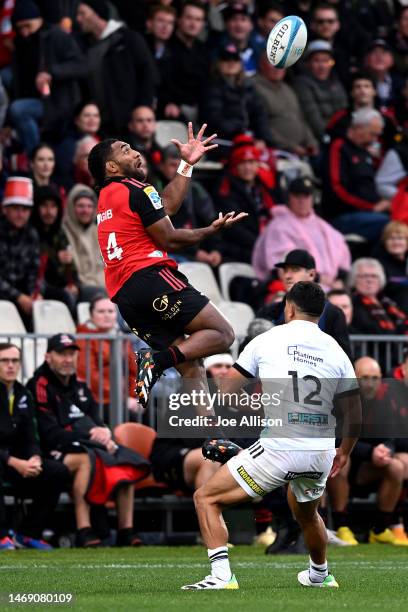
[{"x1": 235, "y1": 319, "x2": 358, "y2": 451}]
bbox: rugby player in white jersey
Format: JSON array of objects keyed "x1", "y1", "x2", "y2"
[{"x1": 181, "y1": 281, "x2": 361, "y2": 590}]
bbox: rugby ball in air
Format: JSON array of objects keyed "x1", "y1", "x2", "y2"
[{"x1": 266, "y1": 15, "x2": 307, "y2": 69}]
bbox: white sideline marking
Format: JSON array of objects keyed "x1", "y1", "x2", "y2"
[{"x1": 0, "y1": 560, "x2": 408, "y2": 571}]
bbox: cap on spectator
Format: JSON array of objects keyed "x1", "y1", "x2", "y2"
[
  {"x1": 80, "y1": 0, "x2": 110, "y2": 20},
  {"x1": 229, "y1": 143, "x2": 261, "y2": 167},
  {"x1": 47, "y1": 333, "x2": 80, "y2": 353},
  {"x1": 218, "y1": 44, "x2": 241, "y2": 62},
  {"x1": 72, "y1": 188, "x2": 97, "y2": 204},
  {"x1": 366, "y1": 38, "x2": 391, "y2": 53},
  {"x1": 275, "y1": 249, "x2": 316, "y2": 270},
  {"x1": 223, "y1": 2, "x2": 250, "y2": 20},
  {"x1": 12, "y1": 0, "x2": 41, "y2": 24},
  {"x1": 34, "y1": 184, "x2": 62, "y2": 206},
  {"x1": 288, "y1": 176, "x2": 314, "y2": 195},
  {"x1": 204, "y1": 354, "x2": 234, "y2": 369},
  {"x1": 2, "y1": 177, "x2": 33, "y2": 207},
  {"x1": 304, "y1": 39, "x2": 334, "y2": 58}
]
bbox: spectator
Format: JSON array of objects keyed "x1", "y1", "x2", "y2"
[
  {"x1": 215, "y1": 140, "x2": 275, "y2": 263},
  {"x1": 393, "y1": 347, "x2": 408, "y2": 381},
  {"x1": 376, "y1": 132, "x2": 408, "y2": 199},
  {"x1": 388, "y1": 7, "x2": 408, "y2": 77},
  {"x1": 363, "y1": 39, "x2": 403, "y2": 110},
  {"x1": 73, "y1": 135, "x2": 99, "y2": 187},
  {"x1": 145, "y1": 4, "x2": 176, "y2": 89},
  {"x1": 327, "y1": 356, "x2": 408, "y2": 546},
  {"x1": 54, "y1": 101, "x2": 101, "y2": 190},
  {"x1": 127, "y1": 106, "x2": 161, "y2": 172},
  {"x1": 217, "y1": 2, "x2": 259, "y2": 76},
  {"x1": 294, "y1": 40, "x2": 347, "y2": 141},
  {"x1": 0, "y1": 342, "x2": 71, "y2": 551},
  {"x1": 309, "y1": 3, "x2": 370, "y2": 86},
  {"x1": 350, "y1": 257, "x2": 408, "y2": 338},
  {"x1": 76, "y1": 0, "x2": 157, "y2": 135},
  {"x1": 327, "y1": 288, "x2": 354, "y2": 328},
  {"x1": 154, "y1": 145, "x2": 223, "y2": 266},
  {"x1": 157, "y1": 0, "x2": 208, "y2": 120},
  {"x1": 0, "y1": 76, "x2": 8, "y2": 131},
  {"x1": 29, "y1": 143, "x2": 62, "y2": 197},
  {"x1": 252, "y1": 177, "x2": 351, "y2": 290},
  {"x1": 201, "y1": 44, "x2": 273, "y2": 147},
  {"x1": 326, "y1": 71, "x2": 397, "y2": 150},
  {"x1": 395, "y1": 76, "x2": 408, "y2": 131},
  {"x1": 62, "y1": 183, "x2": 105, "y2": 300},
  {"x1": 253, "y1": 1, "x2": 284, "y2": 49},
  {"x1": 9, "y1": 0, "x2": 85, "y2": 154},
  {"x1": 374, "y1": 221, "x2": 408, "y2": 312},
  {"x1": 27, "y1": 333, "x2": 150, "y2": 548},
  {"x1": 76, "y1": 294, "x2": 139, "y2": 422},
  {"x1": 322, "y1": 108, "x2": 390, "y2": 242},
  {"x1": 256, "y1": 249, "x2": 351, "y2": 357},
  {"x1": 0, "y1": 176, "x2": 40, "y2": 329},
  {"x1": 252, "y1": 55, "x2": 318, "y2": 156},
  {"x1": 31, "y1": 185, "x2": 78, "y2": 315}
]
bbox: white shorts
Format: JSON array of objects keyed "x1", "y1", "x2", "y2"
[{"x1": 227, "y1": 441, "x2": 336, "y2": 503}]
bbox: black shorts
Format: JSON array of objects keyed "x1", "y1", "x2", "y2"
[
  {"x1": 150, "y1": 443, "x2": 192, "y2": 493},
  {"x1": 113, "y1": 264, "x2": 209, "y2": 350}
]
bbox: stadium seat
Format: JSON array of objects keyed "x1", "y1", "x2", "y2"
[
  {"x1": 218, "y1": 262, "x2": 256, "y2": 301},
  {"x1": 33, "y1": 300, "x2": 76, "y2": 335},
  {"x1": 0, "y1": 301, "x2": 45, "y2": 382},
  {"x1": 77, "y1": 302, "x2": 90, "y2": 325},
  {"x1": 217, "y1": 300, "x2": 255, "y2": 339},
  {"x1": 114, "y1": 423, "x2": 167, "y2": 492},
  {"x1": 155, "y1": 120, "x2": 188, "y2": 149},
  {"x1": 178, "y1": 262, "x2": 222, "y2": 304}
]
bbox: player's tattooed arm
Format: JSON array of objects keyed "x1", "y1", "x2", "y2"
[
  {"x1": 146, "y1": 211, "x2": 248, "y2": 251},
  {"x1": 161, "y1": 123, "x2": 218, "y2": 216}
]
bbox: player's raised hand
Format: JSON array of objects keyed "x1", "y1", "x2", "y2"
[
  {"x1": 171, "y1": 122, "x2": 218, "y2": 166},
  {"x1": 211, "y1": 211, "x2": 249, "y2": 232}
]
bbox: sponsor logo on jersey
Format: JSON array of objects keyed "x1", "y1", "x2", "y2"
[
  {"x1": 68, "y1": 404, "x2": 85, "y2": 419},
  {"x1": 304, "y1": 487, "x2": 323, "y2": 497},
  {"x1": 153, "y1": 295, "x2": 169, "y2": 312},
  {"x1": 288, "y1": 412, "x2": 328, "y2": 425},
  {"x1": 143, "y1": 186, "x2": 163, "y2": 209},
  {"x1": 162, "y1": 299, "x2": 182, "y2": 320},
  {"x1": 17, "y1": 395, "x2": 28, "y2": 410},
  {"x1": 284, "y1": 471, "x2": 323, "y2": 481},
  {"x1": 287, "y1": 345, "x2": 323, "y2": 367},
  {"x1": 237, "y1": 465, "x2": 266, "y2": 496},
  {"x1": 147, "y1": 250, "x2": 164, "y2": 258},
  {"x1": 97, "y1": 209, "x2": 113, "y2": 225}
]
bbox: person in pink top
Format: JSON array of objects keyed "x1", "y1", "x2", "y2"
[{"x1": 252, "y1": 177, "x2": 351, "y2": 291}]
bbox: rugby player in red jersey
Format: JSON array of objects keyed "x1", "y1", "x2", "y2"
[{"x1": 88, "y1": 123, "x2": 247, "y2": 406}]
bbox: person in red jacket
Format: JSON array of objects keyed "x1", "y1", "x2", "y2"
[{"x1": 76, "y1": 294, "x2": 139, "y2": 423}]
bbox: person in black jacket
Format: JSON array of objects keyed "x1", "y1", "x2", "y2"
[
  {"x1": 9, "y1": 0, "x2": 86, "y2": 154},
  {"x1": 201, "y1": 44, "x2": 274, "y2": 147},
  {"x1": 0, "y1": 343, "x2": 70, "y2": 551},
  {"x1": 257, "y1": 250, "x2": 352, "y2": 358},
  {"x1": 76, "y1": 1, "x2": 157, "y2": 136},
  {"x1": 27, "y1": 333, "x2": 150, "y2": 548},
  {"x1": 327, "y1": 356, "x2": 408, "y2": 546}
]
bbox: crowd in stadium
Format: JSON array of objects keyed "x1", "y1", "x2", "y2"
[{"x1": 0, "y1": 0, "x2": 407, "y2": 551}]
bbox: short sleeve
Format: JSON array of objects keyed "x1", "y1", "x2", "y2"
[
  {"x1": 335, "y1": 354, "x2": 359, "y2": 399},
  {"x1": 128, "y1": 184, "x2": 166, "y2": 227},
  {"x1": 234, "y1": 338, "x2": 259, "y2": 378}
]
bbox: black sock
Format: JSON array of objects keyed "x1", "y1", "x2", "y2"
[
  {"x1": 372, "y1": 511, "x2": 394, "y2": 534},
  {"x1": 154, "y1": 346, "x2": 186, "y2": 371},
  {"x1": 332, "y1": 511, "x2": 349, "y2": 530}
]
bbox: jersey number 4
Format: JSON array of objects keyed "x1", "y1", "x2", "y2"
[{"x1": 107, "y1": 232, "x2": 123, "y2": 261}]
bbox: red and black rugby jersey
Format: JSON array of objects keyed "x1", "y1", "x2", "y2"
[{"x1": 97, "y1": 176, "x2": 176, "y2": 298}]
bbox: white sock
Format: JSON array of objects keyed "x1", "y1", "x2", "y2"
[
  {"x1": 309, "y1": 557, "x2": 328, "y2": 583},
  {"x1": 208, "y1": 546, "x2": 232, "y2": 581}
]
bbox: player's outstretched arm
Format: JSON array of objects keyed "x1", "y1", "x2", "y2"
[
  {"x1": 161, "y1": 122, "x2": 218, "y2": 216},
  {"x1": 146, "y1": 211, "x2": 248, "y2": 251}
]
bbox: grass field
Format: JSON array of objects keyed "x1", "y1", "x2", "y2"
[{"x1": 0, "y1": 545, "x2": 407, "y2": 611}]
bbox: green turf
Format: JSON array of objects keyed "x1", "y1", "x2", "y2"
[{"x1": 0, "y1": 545, "x2": 406, "y2": 611}]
